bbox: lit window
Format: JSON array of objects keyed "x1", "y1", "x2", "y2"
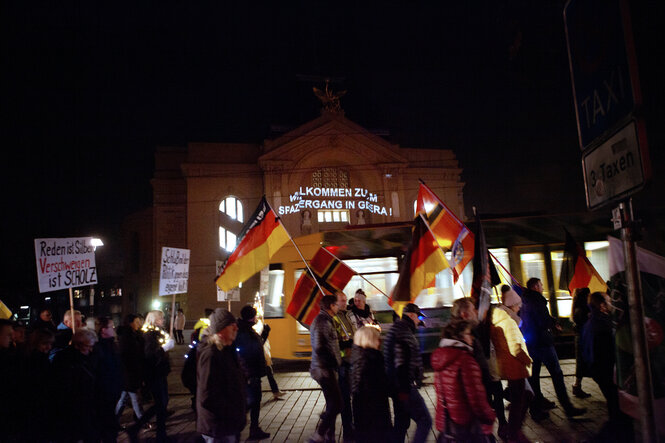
[
  {"x1": 318, "y1": 210, "x2": 350, "y2": 223},
  {"x1": 219, "y1": 196, "x2": 243, "y2": 252}
]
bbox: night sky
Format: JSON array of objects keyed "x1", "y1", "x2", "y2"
[{"x1": 2, "y1": 1, "x2": 663, "y2": 302}]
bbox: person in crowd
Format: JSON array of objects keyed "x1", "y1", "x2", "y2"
[
  {"x1": 333, "y1": 290, "x2": 355, "y2": 443},
  {"x1": 309, "y1": 294, "x2": 343, "y2": 443},
  {"x1": 350, "y1": 326, "x2": 392, "y2": 442},
  {"x1": 95, "y1": 317, "x2": 123, "y2": 443},
  {"x1": 346, "y1": 289, "x2": 379, "y2": 331},
  {"x1": 192, "y1": 308, "x2": 214, "y2": 343},
  {"x1": 583, "y1": 291, "x2": 632, "y2": 440},
  {"x1": 451, "y1": 297, "x2": 507, "y2": 437},
  {"x1": 128, "y1": 310, "x2": 174, "y2": 442},
  {"x1": 520, "y1": 278, "x2": 586, "y2": 419},
  {"x1": 11, "y1": 321, "x2": 27, "y2": 353},
  {"x1": 197, "y1": 308, "x2": 246, "y2": 442},
  {"x1": 52, "y1": 309, "x2": 84, "y2": 358},
  {"x1": 258, "y1": 320, "x2": 285, "y2": 400},
  {"x1": 116, "y1": 314, "x2": 147, "y2": 426},
  {"x1": 235, "y1": 305, "x2": 271, "y2": 441},
  {"x1": 31, "y1": 308, "x2": 57, "y2": 333},
  {"x1": 494, "y1": 286, "x2": 533, "y2": 443},
  {"x1": 571, "y1": 287, "x2": 592, "y2": 398},
  {"x1": 51, "y1": 328, "x2": 99, "y2": 442},
  {"x1": 0, "y1": 319, "x2": 21, "y2": 440},
  {"x1": 432, "y1": 319, "x2": 496, "y2": 443},
  {"x1": 384, "y1": 303, "x2": 432, "y2": 443},
  {"x1": 23, "y1": 328, "x2": 55, "y2": 441},
  {"x1": 175, "y1": 308, "x2": 186, "y2": 345}
]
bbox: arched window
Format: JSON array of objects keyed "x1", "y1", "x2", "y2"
[{"x1": 219, "y1": 197, "x2": 243, "y2": 252}]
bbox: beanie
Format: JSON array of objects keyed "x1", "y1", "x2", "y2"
[
  {"x1": 502, "y1": 289, "x2": 522, "y2": 308},
  {"x1": 240, "y1": 305, "x2": 257, "y2": 321},
  {"x1": 209, "y1": 308, "x2": 236, "y2": 333}
]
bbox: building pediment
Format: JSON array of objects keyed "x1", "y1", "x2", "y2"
[{"x1": 258, "y1": 112, "x2": 408, "y2": 169}]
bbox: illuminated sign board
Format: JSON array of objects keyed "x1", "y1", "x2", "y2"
[{"x1": 278, "y1": 187, "x2": 394, "y2": 217}]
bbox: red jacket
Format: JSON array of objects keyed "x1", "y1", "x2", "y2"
[{"x1": 431, "y1": 340, "x2": 496, "y2": 433}]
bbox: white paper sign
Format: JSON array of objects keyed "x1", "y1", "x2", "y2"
[
  {"x1": 159, "y1": 247, "x2": 191, "y2": 296},
  {"x1": 34, "y1": 237, "x2": 98, "y2": 293}
]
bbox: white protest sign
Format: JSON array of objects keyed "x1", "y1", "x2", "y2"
[
  {"x1": 159, "y1": 247, "x2": 191, "y2": 296},
  {"x1": 34, "y1": 237, "x2": 98, "y2": 293},
  {"x1": 216, "y1": 260, "x2": 241, "y2": 301}
]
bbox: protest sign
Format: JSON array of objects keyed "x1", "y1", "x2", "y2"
[
  {"x1": 159, "y1": 247, "x2": 191, "y2": 296},
  {"x1": 34, "y1": 237, "x2": 98, "y2": 293}
]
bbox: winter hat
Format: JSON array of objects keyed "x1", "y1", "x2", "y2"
[
  {"x1": 502, "y1": 289, "x2": 522, "y2": 308},
  {"x1": 240, "y1": 305, "x2": 257, "y2": 321},
  {"x1": 209, "y1": 308, "x2": 236, "y2": 333}
]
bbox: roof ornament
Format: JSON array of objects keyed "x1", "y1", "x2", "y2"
[{"x1": 313, "y1": 79, "x2": 346, "y2": 114}]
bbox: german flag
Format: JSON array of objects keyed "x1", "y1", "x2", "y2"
[
  {"x1": 216, "y1": 197, "x2": 290, "y2": 291},
  {"x1": 287, "y1": 247, "x2": 355, "y2": 326},
  {"x1": 389, "y1": 215, "x2": 449, "y2": 315},
  {"x1": 559, "y1": 229, "x2": 608, "y2": 295},
  {"x1": 416, "y1": 182, "x2": 474, "y2": 282}
]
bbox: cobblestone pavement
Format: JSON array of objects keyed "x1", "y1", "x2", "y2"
[{"x1": 117, "y1": 342, "x2": 615, "y2": 443}]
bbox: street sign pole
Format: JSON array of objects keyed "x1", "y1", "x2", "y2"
[{"x1": 616, "y1": 199, "x2": 657, "y2": 443}]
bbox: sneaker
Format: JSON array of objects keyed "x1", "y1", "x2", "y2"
[
  {"x1": 249, "y1": 428, "x2": 271, "y2": 440},
  {"x1": 530, "y1": 408, "x2": 549, "y2": 422},
  {"x1": 537, "y1": 397, "x2": 556, "y2": 410},
  {"x1": 308, "y1": 432, "x2": 325, "y2": 443},
  {"x1": 573, "y1": 385, "x2": 592, "y2": 398},
  {"x1": 273, "y1": 390, "x2": 286, "y2": 399},
  {"x1": 565, "y1": 406, "x2": 587, "y2": 417}
]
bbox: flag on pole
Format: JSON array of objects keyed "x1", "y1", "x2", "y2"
[
  {"x1": 559, "y1": 228, "x2": 608, "y2": 295},
  {"x1": 0, "y1": 299, "x2": 12, "y2": 319},
  {"x1": 416, "y1": 182, "x2": 474, "y2": 282},
  {"x1": 216, "y1": 197, "x2": 290, "y2": 292},
  {"x1": 470, "y1": 211, "x2": 500, "y2": 322},
  {"x1": 287, "y1": 247, "x2": 355, "y2": 326},
  {"x1": 389, "y1": 215, "x2": 449, "y2": 315}
]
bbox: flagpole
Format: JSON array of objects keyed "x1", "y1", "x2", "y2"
[
  {"x1": 318, "y1": 244, "x2": 390, "y2": 299},
  {"x1": 274, "y1": 216, "x2": 327, "y2": 298}
]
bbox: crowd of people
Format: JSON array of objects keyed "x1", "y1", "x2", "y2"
[{"x1": 0, "y1": 279, "x2": 631, "y2": 442}]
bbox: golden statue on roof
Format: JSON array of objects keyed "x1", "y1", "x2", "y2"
[{"x1": 313, "y1": 79, "x2": 346, "y2": 114}]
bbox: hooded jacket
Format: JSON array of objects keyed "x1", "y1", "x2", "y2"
[
  {"x1": 431, "y1": 339, "x2": 496, "y2": 433},
  {"x1": 491, "y1": 306, "x2": 532, "y2": 380}
]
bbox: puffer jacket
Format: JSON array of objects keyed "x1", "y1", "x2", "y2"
[
  {"x1": 383, "y1": 315, "x2": 423, "y2": 393},
  {"x1": 431, "y1": 339, "x2": 496, "y2": 433},
  {"x1": 234, "y1": 319, "x2": 267, "y2": 378},
  {"x1": 491, "y1": 306, "x2": 532, "y2": 380},
  {"x1": 310, "y1": 309, "x2": 341, "y2": 379},
  {"x1": 520, "y1": 288, "x2": 556, "y2": 348}
]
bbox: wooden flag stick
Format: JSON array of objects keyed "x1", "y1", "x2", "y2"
[
  {"x1": 281, "y1": 226, "x2": 327, "y2": 298},
  {"x1": 68, "y1": 287, "x2": 76, "y2": 335},
  {"x1": 170, "y1": 293, "x2": 176, "y2": 338}
]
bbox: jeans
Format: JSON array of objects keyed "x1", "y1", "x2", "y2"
[
  {"x1": 506, "y1": 379, "x2": 531, "y2": 439},
  {"x1": 115, "y1": 390, "x2": 144, "y2": 420},
  {"x1": 266, "y1": 365, "x2": 279, "y2": 393},
  {"x1": 338, "y1": 362, "x2": 355, "y2": 439},
  {"x1": 527, "y1": 344, "x2": 572, "y2": 410},
  {"x1": 393, "y1": 386, "x2": 432, "y2": 443},
  {"x1": 314, "y1": 371, "x2": 342, "y2": 439},
  {"x1": 136, "y1": 376, "x2": 169, "y2": 441},
  {"x1": 246, "y1": 376, "x2": 262, "y2": 429}
]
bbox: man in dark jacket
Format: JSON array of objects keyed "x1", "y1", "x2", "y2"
[
  {"x1": 235, "y1": 305, "x2": 270, "y2": 441},
  {"x1": 115, "y1": 314, "x2": 145, "y2": 422},
  {"x1": 383, "y1": 303, "x2": 432, "y2": 443},
  {"x1": 309, "y1": 294, "x2": 342, "y2": 443},
  {"x1": 521, "y1": 277, "x2": 585, "y2": 419},
  {"x1": 197, "y1": 308, "x2": 246, "y2": 442}
]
